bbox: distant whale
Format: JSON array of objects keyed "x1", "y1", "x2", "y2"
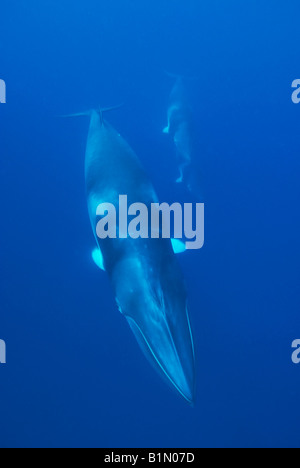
[
  {"x1": 84, "y1": 109, "x2": 195, "y2": 404},
  {"x1": 164, "y1": 76, "x2": 194, "y2": 184}
]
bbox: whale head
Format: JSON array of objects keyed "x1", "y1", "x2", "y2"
[{"x1": 112, "y1": 246, "x2": 195, "y2": 404}]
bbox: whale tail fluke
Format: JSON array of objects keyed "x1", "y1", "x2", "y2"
[
  {"x1": 61, "y1": 104, "x2": 124, "y2": 120},
  {"x1": 165, "y1": 71, "x2": 199, "y2": 82},
  {"x1": 97, "y1": 104, "x2": 124, "y2": 123},
  {"x1": 60, "y1": 110, "x2": 92, "y2": 118}
]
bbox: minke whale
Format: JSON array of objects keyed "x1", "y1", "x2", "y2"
[
  {"x1": 85, "y1": 109, "x2": 195, "y2": 403},
  {"x1": 164, "y1": 75, "x2": 194, "y2": 184}
]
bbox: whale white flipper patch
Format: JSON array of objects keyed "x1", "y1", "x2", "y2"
[
  {"x1": 92, "y1": 247, "x2": 105, "y2": 271},
  {"x1": 171, "y1": 239, "x2": 186, "y2": 254}
]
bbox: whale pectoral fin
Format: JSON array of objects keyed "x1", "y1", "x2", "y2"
[
  {"x1": 163, "y1": 126, "x2": 170, "y2": 134},
  {"x1": 92, "y1": 247, "x2": 105, "y2": 271},
  {"x1": 171, "y1": 239, "x2": 186, "y2": 254}
]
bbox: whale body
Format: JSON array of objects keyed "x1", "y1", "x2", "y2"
[
  {"x1": 85, "y1": 110, "x2": 195, "y2": 403},
  {"x1": 164, "y1": 77, "x2": 193, "y2": 184}
]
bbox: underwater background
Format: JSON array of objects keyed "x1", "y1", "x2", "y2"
[{"x1": 0, "y1": 0, "x2": 300, "y2": 448}]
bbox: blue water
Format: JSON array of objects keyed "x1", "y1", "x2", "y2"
[{"x1": 1, "y1": 0, "x2": 300, "y2": 448}]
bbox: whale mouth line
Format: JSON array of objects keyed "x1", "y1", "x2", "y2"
[{"x1": 125, "y1": 315, "x2": 194, "y2": 404}]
